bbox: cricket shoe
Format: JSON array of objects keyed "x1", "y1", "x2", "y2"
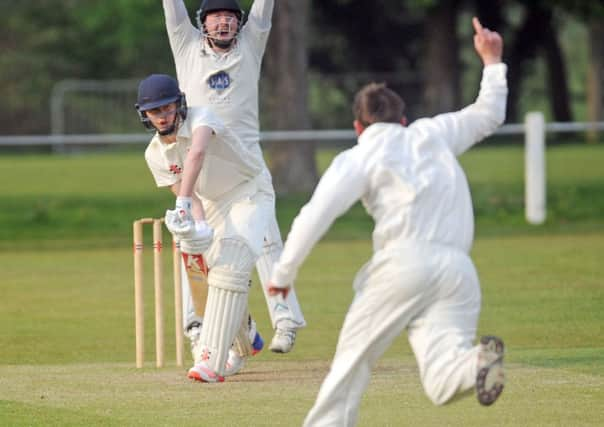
[
  {"x1": 476, "y1": 335, "x2": 505, "y2": 406},
  {"x1": 187, "y1": 362, "x2": 224, "y2": 383},
  {"x1": 223, "y1": 323, "x2": 264, "y2": 377},
  {"x1": 269, "y1": 321, "x2": 297, "y2": 354},
  {"x1": 250, "y1": 320, "x2": 265, "y2": 356}
]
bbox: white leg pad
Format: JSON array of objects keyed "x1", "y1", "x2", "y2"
[
  {"x1": 198, "y1": 238, "x2": 256, "y2": 375},
  {"x1": 200, "y1": 285, "x2": 248, "y2": 375}
]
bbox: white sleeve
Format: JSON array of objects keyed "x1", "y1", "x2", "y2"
[
  {"x1": 413, "y1": 63, "x2": 508, "y2": 156},
  {"x1": 189, "y1": 107, "x2": 226, "y2": 136},
  {"x1": 270, "y1": 152, "x2": 367, "y2": 286},
  {"x1": 241, "y1": 0, "x2": 274, "y2": 56},
  {"x1": 163, "y1": 0, "x2": 199, "y2": 55},
  {"x1": 145, "y1": 148, "x2": 179, "y2": 188},
  {"x1": 163, "y1": 0, "x2": 189, "y2": 29},
  {"x1": 248, "y1": 0, "x2": 274, "y2": 31}
]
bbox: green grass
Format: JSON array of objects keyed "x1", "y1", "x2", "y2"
[
  {"x1": 0, "y1": 144, "x2": 603, "y2": 425},
  {"x1": 1, "y1": 144, "x2": 603, "y2": 248},
  {"x1": 0, "y1": 237, "x2": 603, "y2": 426}
]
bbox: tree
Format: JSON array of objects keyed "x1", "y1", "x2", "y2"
[
  {"x1": 263, "y1": 0, "x2": 317, "y2": 193},
  {"x1": 0, "y1": 1, "x2": 171, "y2": 134},
  {"x1": 504, "y1": 2, "x2": 572, "y2": 122},
  {"x1": 587, "y1": 20, "x2": 604, "y2": 142},
  {"x1": 422, "y1": 0, "x2": 461, "y2": 114}
]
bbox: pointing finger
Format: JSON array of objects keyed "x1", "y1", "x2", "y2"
[{"x1": 472, "y1": 17, "x2": 483, "y2": 34}]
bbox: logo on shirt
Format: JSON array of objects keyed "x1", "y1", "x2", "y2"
[
  {"x1": 169, "y1": 164, "x2": 182, "y2": 175},
  {"x1": 207, "y1": 71, "x2": 231, "y2": 91}
]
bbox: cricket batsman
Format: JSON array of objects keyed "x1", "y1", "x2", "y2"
[
  {"x1": 162, "y1": 0, "x2": 306, "y2": 354},
  {"x1": 268, "y1": 18, "x2": 508, "y2": 425},
  {"x1": 136, "y1": 73, "x2": 269, "y2": 382}
]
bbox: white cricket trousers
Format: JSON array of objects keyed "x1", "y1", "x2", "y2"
[
  {"x1": 303, "y1": 242, "x2": 482, "y2": 427},
  {"x1": 180, "y1": 171, "x2": 306, "y2": 330}
]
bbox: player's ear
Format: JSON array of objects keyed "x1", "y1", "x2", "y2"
[
  {"x1": 400, "y1": 116, "x2": 408, "y2": 127},
  {"x1": 353, "y1": 120, "x2": 365, "y2": 136}
]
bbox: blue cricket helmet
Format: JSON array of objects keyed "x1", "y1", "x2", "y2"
[
  {"x1": 135, "y1": 74, "x2": 187, "y2": 133},
  {"x1": 136, "y1": 74, "x2": 182, "y2": 112}
]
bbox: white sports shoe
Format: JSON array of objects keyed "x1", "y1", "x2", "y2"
[
  {"x1": 224, "y1": 349, "x2": 246, "y2": 377},
  {"x1": 224, "y1": 319, "x2": 264, "y2": 376},
  {"x1": 187, "y1": 361, "x2": 224, "y2": 383},
  {"x1": 269, "y1": 322, "x2": 297, "y2": 354},
  {"x1": 188, "y1": 319, "x2": 264, "y2": 377},
  {"x1": 476, "y1": 335, "x2": 505, "y2": 406}
]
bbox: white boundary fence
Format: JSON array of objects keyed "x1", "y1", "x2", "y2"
[{"x1": 1, "y1": 113, "x2": 603, "y2": 225}]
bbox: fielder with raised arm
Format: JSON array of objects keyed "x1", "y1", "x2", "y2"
[
  {"x1": 268, "y1": 18, "x2": 508, "y2": 425},
  {"x1": 162, "y1": 0, "x2": 305, "y2": 356},
  {"x1": 136, "y1": 74, "x2": 269, "y2": 382}
]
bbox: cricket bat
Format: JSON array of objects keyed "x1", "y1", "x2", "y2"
[{"x1": 181, "y1": 253, "x2": 209, "y2": 316}]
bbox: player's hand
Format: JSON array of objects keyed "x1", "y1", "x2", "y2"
[
  {"x1": 172, "y1": 220, "x2": 214, "y2": 254},
  {"x1": 179, "y1": 235, "x2": 212, "y2": 255},
  {"x1": 472, "y1": 17, "x2": 503, "y2": 66},
  {"x1": 165, "y1": 196, "x2": 195, "y2": 236},
  {"x1": 267, "y1": 282, "x2": 290, "y2": 299}
]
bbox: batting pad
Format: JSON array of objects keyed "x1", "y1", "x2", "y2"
[
  {"x1": 199, "y1": 238, "x2": 256, "y2": 375},
  {"x1": 200, "y1": 285, "x2": 248, "y2": 375}
]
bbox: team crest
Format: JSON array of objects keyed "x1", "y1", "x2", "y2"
[{"x1": 207, "y1": 71, "x2": 231, "y2": 91}]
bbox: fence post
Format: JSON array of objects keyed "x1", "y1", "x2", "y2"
[{"x1": 525, "y1": 112, "x2": 546, "y2": 224}]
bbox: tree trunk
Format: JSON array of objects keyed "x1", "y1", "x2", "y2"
[
  {"x1": 506, "y1": 4, "x2": 573, "y2": 123},
  {"x1": 264, "y1": 0, "x2": 317, "y2": 194},
  {"x1": 587, "y1": 20, "x2": 604, "y2": 143},
  {"x1": 422, "y1": 0, "x2": 461, "y2": 115},
  {"x1": 505, "y1": 5, "x2": 544, "y2": 122},
  {"x1": 541, "y1": 10, "x2": 572, "y2": 122}
]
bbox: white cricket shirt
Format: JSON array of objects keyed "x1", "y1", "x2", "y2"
[
  {"x1": 271, "y1": 64, "x2": 508, "y2": 286},
  {"x1": 144, "y1": 106, "x2": 263, "y2": 200},
  {"x1": 163, "y1": 0, "x2": 273, "y2": 161}
]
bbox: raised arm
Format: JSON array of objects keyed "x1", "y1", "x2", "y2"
[
  {"x1": 247, "y1": 0, "x2": 275, "y2": 31},
  {"x1": 414, "y1": 17, "x2": 507, "y2": 156},
  {"x1": 472, "y1": 17, "x2": 503, "y2": 66},
  {"x1": 242, "y1": 0, "x2": 274, "y2": 56},
  {"x1": 163, "y1": 0, "x2": 191, "y2": 29}
]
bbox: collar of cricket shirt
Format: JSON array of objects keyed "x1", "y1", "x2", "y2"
[{"x1": 358, "y1": 122, "x2": 403, "y2": 145}]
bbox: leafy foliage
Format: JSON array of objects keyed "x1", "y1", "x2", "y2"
[{"x1": 0, "y1": 0, "x2": 598, "y2": 134}]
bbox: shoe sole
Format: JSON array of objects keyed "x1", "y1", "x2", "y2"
[
  {"x1": 187, "y1": 372, "x2": 225, "y2": 383},
  {"x1": 476, "y1": 336, "x2": 505, "y2": 406},
  {"x1": 187, "y1": 370, "x2": 225, "y2": 383}
]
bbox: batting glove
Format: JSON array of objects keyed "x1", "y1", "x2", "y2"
[
  {"x1": 165, "y1": 196, "x2": 195, "y2": 236},
  {"x1": 175, "y1": 220, "x2": 214, "y2": 254}
]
